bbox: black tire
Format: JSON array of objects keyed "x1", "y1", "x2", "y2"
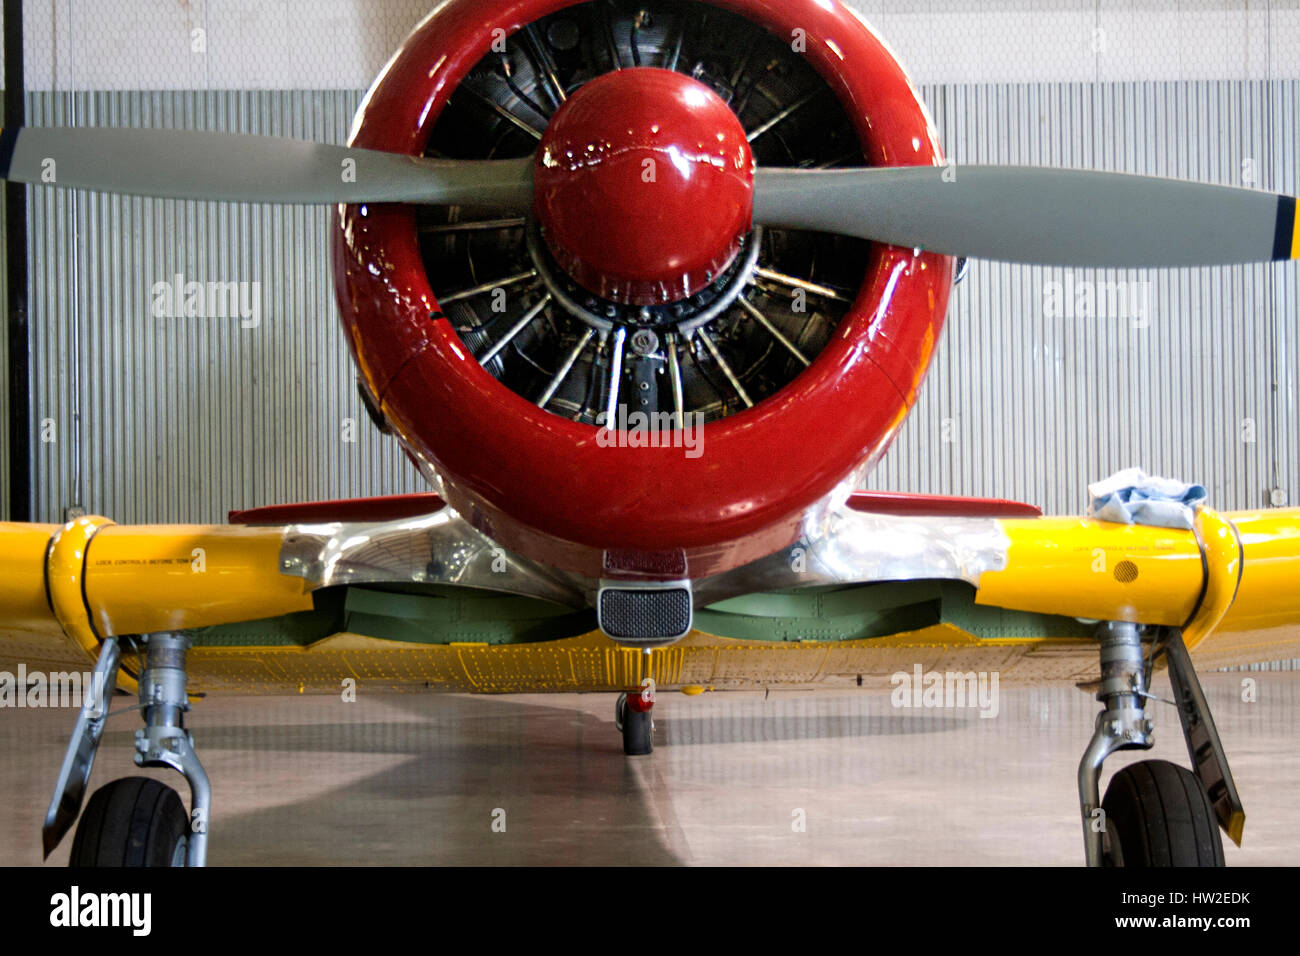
[
  {"x1": 69, "y1": 777, "x2": 189, "y2": 867},
  {"x1": 1101, "y1": 760, "x2": 1224, "y2": 867},
  {"x1": 622, "y1": 707, "x2": 653, "y2": 756}
]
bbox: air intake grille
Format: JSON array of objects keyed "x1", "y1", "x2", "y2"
[{"x1": 599, "y1": 587, "x2": 693, "y2": 644}]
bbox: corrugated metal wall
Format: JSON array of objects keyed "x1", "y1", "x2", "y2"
[
  {"x1": 24, "y1": 89, "x2": 427, "y2": 524},
  {"x1": 865, "y1": 80, "x2": 1298, "y2": 515},
  {"x1": 0, "y1": 186, "x2": 8, "y2": 519},
  {"x1": 12, "y1": 81, "x2": 1299, "y2": 522}
]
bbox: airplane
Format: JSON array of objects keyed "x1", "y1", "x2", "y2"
[{"x1": 1, "y1": 0, "x2": 1298, "y2": 868}]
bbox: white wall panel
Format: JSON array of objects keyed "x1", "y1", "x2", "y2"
[{"x1": 6, "y1": 1, "x2": 1300, "y2": 90}]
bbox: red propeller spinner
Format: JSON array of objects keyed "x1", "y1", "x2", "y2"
[{"x1": 534, "y1": 68, "x2": 756, "y2": 306}]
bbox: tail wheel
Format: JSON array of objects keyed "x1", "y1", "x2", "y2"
[
  {"x1": 622, "y1": 706, "x2": 654, "y2": 756},
  {"x1": 69, "y1": 777, "x2": 190, "y2": 868},
  {"x1": 1101, "y1": 760, "x2": 1225, "y2": 867},
  {"x1": 615, "y1": 691, "x2": 654, "y2": 754}
]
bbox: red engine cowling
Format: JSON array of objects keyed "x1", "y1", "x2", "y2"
[{"x1": 332, "y1": 0, "x2": 952, "y2": 580}]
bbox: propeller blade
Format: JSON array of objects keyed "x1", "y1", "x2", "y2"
[
  {"x1": 0, "y1": 126, "x2": 534, "y2": 209},
  {"x1": 753, "y1": 165, "x2": 1298, "y2": 268}
]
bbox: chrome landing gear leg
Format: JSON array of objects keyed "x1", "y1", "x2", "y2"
[
  {"x1": 45, "y1": 632, "x2": 210, "y2": 866},
  {"x1": 1078, "y1": 623, "x2": 1227, "y2": 867},
  {"x1": 1078, "y1": 621, "x2": 1154, "y2": 867},
  {"x1": 134, "y1": 632, "x2": 211, "y2": 866}
]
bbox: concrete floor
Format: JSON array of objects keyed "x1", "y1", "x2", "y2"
[{"x1": 2, "y1": 672, "x2": 1297, "y2": 865}]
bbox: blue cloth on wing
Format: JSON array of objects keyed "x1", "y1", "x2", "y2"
[{"x1": 1087, "y1": 467, "x2": 1207, "y2": 530}]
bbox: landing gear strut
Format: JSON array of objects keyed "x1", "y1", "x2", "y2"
[
  {"x1": 1077, "y1": 622, "x2": 1239, "y2": 867},
  {"x1": 43, "y1": 632, "x2": 210, "y2": 866}
]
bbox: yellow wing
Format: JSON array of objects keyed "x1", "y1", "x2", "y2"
[{"x1": 1, "y1": 506, "x2": 1297, "y2": 695}]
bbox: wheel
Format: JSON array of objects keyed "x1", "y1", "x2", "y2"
[
  {"x1": 622, "y1": 706, "x2": 653, "y2": 756},
  {"x1": 69, "y1": 777, "x2": 190, "y2": 867},
  {"x1": 614, "y1": 692, "x2": 627, "y2": 733},
  {"x1": 1101, "y1": 760, "x2": 1224, "y2": 867}
]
